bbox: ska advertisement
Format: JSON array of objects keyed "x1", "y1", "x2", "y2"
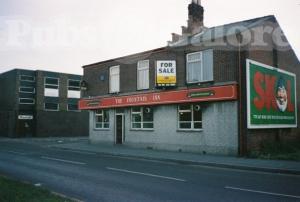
[{"x1": 246, "y1": 59, "x2": 297, "y2": 129}]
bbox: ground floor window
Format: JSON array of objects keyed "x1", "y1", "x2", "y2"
[
  {"x1": 178, "y1": 104, "x2": 202, "y2": 130},
  {"x1": 95, "y1": 110, "x2": 109, "y2": 129},
  {"x1": 131, "y1": 107, "x2": 153, "y2": 129},
  {"x1": 44, "y1": 103, "x2": 59, "y2": 111}
]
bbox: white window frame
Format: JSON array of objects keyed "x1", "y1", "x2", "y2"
[
  {"x1": 44, "y1": 77, "x2": 59, "y2": 97},
  {"x1": 19, "y1": 98, "x2": 35, "y2": 105},
  {"x1": 94, "y1": 110, "x2": 110, "y2": 129},
  {"x1": 137, "y1": 60, "x2": 150, "y2": 90},
  {"x1": 109, "y1": 65, "x2": 120, "y2": 93},
  {"x1": 20, "y1": 75, "x2": 35, "y2": 82},
  {"x1": 67, "y1": 103, "x2": 80, "y2": 112},
  {"x1": 19, "y1": 87, "x2": 35, "y2": 94},
  {"x1": 178, "y1": 104, "x2": 202, "y2": 131},
  {"x1": 44, "y1": 103, "x2": 59, "y2": 111},
  {"x1": 131, "y1": 107, "x2": 154, "y2": 130},
  {"x1": 186, "y1": 51, "x2": 203, "y2": 84},
  {"x1": 67, "y1": 79, "x2": 81, "y2": 98}
]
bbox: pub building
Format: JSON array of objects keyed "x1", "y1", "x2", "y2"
[{"x1": 79, "y1": 1, "x2": 300, "y2": 155}]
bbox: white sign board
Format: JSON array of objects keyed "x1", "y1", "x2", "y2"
[{"x1": 18, "y1": 115, "x2": 33, "y2": 120}]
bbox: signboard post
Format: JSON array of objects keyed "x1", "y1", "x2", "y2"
[
  {"x1": 246, "y1": 59, "x2": 297, "y2": 129},
  {"x1": 156, "y1": 60, "x2": 176, "y2": 87}
]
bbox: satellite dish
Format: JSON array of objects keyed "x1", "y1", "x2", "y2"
[
  {"x1": 145, "y1": 107, "x2": 151, "y2": 113},
  {"x1": 194, "y1": 105, "x2": 201, "y2": 111}
]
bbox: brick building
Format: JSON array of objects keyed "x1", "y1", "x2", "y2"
[
  {"x1": 79, "y1": 1, "x2": 300, "y2": 155},
  {"x1": 0, "y1": 69, "x2": 89, "y2": 138}
]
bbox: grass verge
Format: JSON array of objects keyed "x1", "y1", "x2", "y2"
[
  {"x1": 0, "y1": 176, "x2": 74, "y2": 202},
  {"x1": 249, "y1": 141, "x2": 300, "y2": 161}
]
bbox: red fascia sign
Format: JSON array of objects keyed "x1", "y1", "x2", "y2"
[{"x1": 79, "y1": 84, "x2": 237, "y2": 110}]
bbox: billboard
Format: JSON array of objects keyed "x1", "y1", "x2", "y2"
[
  {"x1": 246, "y1": 59, "x2": 297, "y2": 129},
  {"x1": 156, "y1": 61, "x2": 176, "y2": 87}
]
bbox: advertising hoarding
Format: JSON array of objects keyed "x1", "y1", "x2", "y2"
[{"x1": 246, "y1": 59, "x2": 297, "y2": 129}]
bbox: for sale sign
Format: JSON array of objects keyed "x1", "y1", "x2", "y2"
[
  {"x1": 156, "y1": 61, "x2": 176, "y2": 87},
  {"x1": 246, "y1": 59, "x2": 297, "y2": 129}
]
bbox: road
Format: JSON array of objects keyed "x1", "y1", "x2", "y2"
[{"x1": 0, "y1": 141, "x2": 299, "y2": 202}]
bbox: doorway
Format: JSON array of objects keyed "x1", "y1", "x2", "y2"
[{"x1": 115, "y1": 114, "x2": 124, "y2": 144}]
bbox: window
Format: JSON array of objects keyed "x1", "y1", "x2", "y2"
[
  {"x1": 20, "y1": 75, "x2": 35, "y2": 82},
  {"x1": 131, "y1": 107, "x2": 153, "y2": 129},
  {"x1": 19, "y1": 98, "x2": 35, "y2": 105},
  {"x1": 109, "y1": 66, "x2": 120, "y2": 93},
  {"x1": 95, "y1": 110, "x2": 110, "y2": 129},
  {"x1": 44, "y1": 77, "x2": 59, "y2": 97},
  {"x1": 67, "y1": 103, "x2": 79, "y2": 111},
  {"x1": 137, "y1": 60, "x2": 149, "y2": 90},
  {"x1": 44, "y1": 103, "x2": 59, "y2": 111},
  {"x1": 68, "y1": 79, "x2": 81, "y2": 98},
  {"x1": 19, "y1": 87, "x2": 35, "y2": 94},
  {"x1": 186, "y1": 49, "x2": 213, "y2": 83},
  {"x1": 178, "y1": 104, "x2": 202, "y2": 130}
]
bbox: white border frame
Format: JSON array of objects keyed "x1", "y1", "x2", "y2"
[
  {"x1": 19, "y1": 98, "x2": 35, "y2": 105},
  {"x1": 19, "y1": 87, "x2": 35, "y2": 94},
  {"x1": 44, "y1": 76, "x2": 60, "y2": 97},
  {"x1": 109, "y1": 65, "x2": 120, "y2": 94},
  {"x1": 94, "y1": 110, "x2": 110, "y2": 130},
  {"x1": 177, "y1": 104, "x2": 203, "y2": 131},
  {"x1": 44, "y1": 103, "x2": 59, "y2": 111},
  {"x1": 130, "y1": 107, "x2": 154, "y2": 131},
  {"x1": 137, "y1": 60, "x2": 150, "y2": 90},
  {"x1": 68, "y1": 79, "x2": 81, "y2": 90},
  {"x1": 246, "y1": 59, "x2": 297, "y2": 129},
  {"x1": 20, "y1": 75, "x2": 35, "y2": 82}
]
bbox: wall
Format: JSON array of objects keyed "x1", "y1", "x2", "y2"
[
  {"x1": 36, "y1": 110, "x2": 89, "y2": 137},
  {"x1": 244, "y1": 20, "x2": 300, "y2": 152},
  {"x1": 90, "y1": 101, "x2": 238, "y2": 155},
  {"x1": 82, "y1": 48, "x2": 239, "y2": 98},
  {"x1": 89, "y1": 110, "x2": 115, "y2": 144}
]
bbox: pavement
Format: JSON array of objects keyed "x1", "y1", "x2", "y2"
[{"x1": 1, "y1": 137, "x2": 300, "y2": 175}]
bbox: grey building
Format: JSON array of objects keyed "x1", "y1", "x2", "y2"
[
  {"x1": 0, "y1": 69, "x2": 89, "y2": 138},
  {"x1": 79, "y1": 2, "x2": 300, "y2": 155}
]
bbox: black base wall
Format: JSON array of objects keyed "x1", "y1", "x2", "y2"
[{"x1": 35, "y1": 110, "x2": 89, "y2": 137}]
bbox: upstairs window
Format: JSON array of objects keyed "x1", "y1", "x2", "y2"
[
  {"x1": 109, "y1": 66, "x2": 120, "y2": 93},
  {"x1": 186, "y1": 49, "x2": 213, "y2": 83},
  {"x1": 131, "y1": 107, "x2": 153, "y2": 129},
  {"x1": 20, "y1": 75, "x2": 35, "y2": 82},
  {"x1": 137, "y1": 60, "x2": 149, "y2": 90},
  {"x1": 44, "y1": 77, "x2": 59, "y2": 97},
  {"x1": 95, "y1": 110, "x2": 110, "y2": 129},
  {"x1": 19, "y1": 98, "x2": 35, "y2": 105},
  {"x1": 68, "y1": 103, "x2": 79, "y2": 112},
  {"x1": 178, "y1": 104, "x2": 202, "y2": 130},
  {"x1": 19, "y1": 87, "x2": 35, "y2": 94},
  {"x1": 68, "y1": 79, "x2": 81, "y2": 98}
]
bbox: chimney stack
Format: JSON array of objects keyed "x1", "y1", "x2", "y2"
[{"x1": 168, "y1": 0, "x2": 206, "y2": 45}]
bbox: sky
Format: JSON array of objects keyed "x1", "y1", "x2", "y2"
[{"x1": 0, "y1": 0, "x2": 299, "y2": 75}]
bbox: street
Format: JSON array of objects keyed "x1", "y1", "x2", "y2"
[{"x1": 0, "y1": 141, "x2": 299, "y2": 202}]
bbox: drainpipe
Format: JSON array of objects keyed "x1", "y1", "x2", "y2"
[{"x1": 237, "y1": 32, "x2": 247, "y2": 156}]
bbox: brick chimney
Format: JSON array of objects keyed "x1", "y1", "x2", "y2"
[
  {"x1": 187, "y1": 0, "x2": 204, "y2": 34},
  {"x1": 168, "y1": 0, "x2": 206, "y2": 45}
]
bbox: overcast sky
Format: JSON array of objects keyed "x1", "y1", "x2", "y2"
[{"x1": 0, "y1": 0, "x2": 299, "y2": 75}]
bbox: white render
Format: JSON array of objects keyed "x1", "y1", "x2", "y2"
[{"x1": 89, "y1": 101, "x2": 238, "y2": 155}]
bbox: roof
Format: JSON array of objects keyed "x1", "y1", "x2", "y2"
[
  {"x1": 83, "y1": 15, "x2": 276, "y2": 69},
  {"x1": 170, "y1": 15, "x2": 276, "y2": 47}
]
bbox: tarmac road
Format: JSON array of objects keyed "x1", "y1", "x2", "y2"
[{"x1": 0, "y1": 141, "x2": 299, "y2": 202}]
